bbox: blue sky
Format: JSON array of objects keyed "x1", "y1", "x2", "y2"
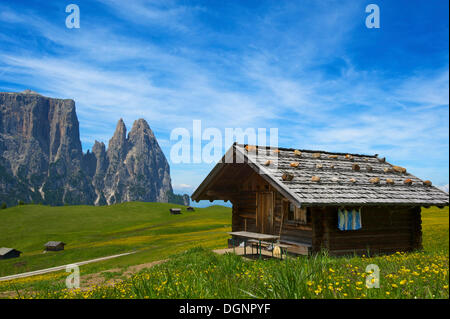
[{"x1": 0, "y1": 0, "x2": 448, "y2": 202}]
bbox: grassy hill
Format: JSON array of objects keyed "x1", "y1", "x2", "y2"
[
  {"x1": 0, "y1": 202, "x2": 231, "y2": 278},
  {"x1": 0, "y1": 204, "x2": 447, "y2": 299}
]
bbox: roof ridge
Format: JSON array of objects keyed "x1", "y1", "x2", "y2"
[{"x1": 236, "y1": 143, "x2": 378, "y2": 158}]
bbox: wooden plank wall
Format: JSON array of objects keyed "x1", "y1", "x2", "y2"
[
  {"x1": 232, "y1": 169, "x2": 422, "y2": 255},
  {"x1": 232, "y1": 172, "x2": 266, "y2": 233},
  {"x1": 231, "y1": 169, "x2": 423, "y2": 256},
  {"x1": 314, "y1": 206, "x2": 422, "y2": 256},
  {"x1": 232, "y1": 172, "x2": 313, "y2": 247},
  {"x1": 232, "y1": 191, "x2": 257, "y2": 232}
]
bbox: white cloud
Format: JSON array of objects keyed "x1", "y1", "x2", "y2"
[
  {"x1": 0, "y1": 1, "x2": 448, "y2": 190},
  {"x1": 173, "y1": 183, "x2": 193, "y2": 189},
  {"x1": 96, "y1": 0, "x2": 203, "y2": 32},
  {"x1": 438, "y1": 184, "x2": 449, "y2": 193},
  {"x1": 438, "y1": 184, "x2": 449, "y2": 194}
]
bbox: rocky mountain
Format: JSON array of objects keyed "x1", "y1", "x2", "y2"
[{"x1": 0, "y1": 91, "x2": 188, "y2": 207}]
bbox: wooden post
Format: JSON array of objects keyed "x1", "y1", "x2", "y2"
[
  {"x1": 279, "y1": 201, "x2": 285, "y2": 238},
  {"x1": 411, "y1": 206, "x2": 423, "y2": 250},
  {"x1": 311, "y1": 208, "x2": 324, "y2": 254}
]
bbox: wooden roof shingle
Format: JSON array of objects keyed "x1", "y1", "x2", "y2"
[
  {"x1": 0, "y1": 247, "x2": 21, "y2": 256},
  {"x1": 44, "y1": 241, "x2": 66, "y2": 247},
  {"x1": 191, "y1": 144, "x2": 449, "y2": 207}
]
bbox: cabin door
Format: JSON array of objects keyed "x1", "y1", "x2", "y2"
[{"x1": 257, "y1": 192, "x2": 274, "y2": 234}]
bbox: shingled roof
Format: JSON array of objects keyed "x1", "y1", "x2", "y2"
[
  {"x1": 0, "y1": 247, "x2": 21, "y2": 256},
  {"x1": 192, "y1": 144, "x2": 449, "y2": 207},
  {"x1": 44, "y1": 241, "x2": 65, "y2": 247}
]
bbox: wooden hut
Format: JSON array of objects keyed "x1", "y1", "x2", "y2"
[
  {"x1": 44, "y1": 241, "x2": 66, "y2": 251},
  {"x1": 170, "y1": 208, "x2": 182, "y2": 215},
  {"x1": 0, "y1": 247, "x2": 22, "y2": 259},
  {"x1": 191, "y1": 144, "x2": 449, "y2": 256}
]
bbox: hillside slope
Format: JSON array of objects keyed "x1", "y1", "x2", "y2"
[{"x1": 0, "y1": 202, "x2": 231, "y2": 277}]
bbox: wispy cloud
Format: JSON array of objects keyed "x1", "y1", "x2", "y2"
[
  {"x1": 0, "y1": 0, "x2": 448, "y2": 191},
  {"x1": 97, "y1": 0, "x2": 203, "y2": 32}
]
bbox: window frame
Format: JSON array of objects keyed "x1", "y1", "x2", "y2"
[{"x1": 283, "y1": 199, "x2": 310, "y2": 225}]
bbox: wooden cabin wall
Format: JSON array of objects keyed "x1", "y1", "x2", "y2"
[
  {"x1": 232, "y1": 191, "x2": 257, "y2": 232},
  {"x1": 313, "y1": 206, "x2": 422, "y2": 256},
  {"x1": 273, "y1": 192, "x2": 313, "y2": 244},
  {"x1": 231, "y1": 172, "x2": 313, "y2": 251},
  {"x1": 230, "y1": 170, "x2": 422, "y2": 256},
  {"x1": 231, "y1": 172, "x2": 268, "y2": 233}
]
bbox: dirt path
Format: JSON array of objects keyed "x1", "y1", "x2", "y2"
[
  {"x1": 0, "y1": 251, "x2": 136, "y2": 282},
  {"x1": 81, "y1": 259, "x2": 169, "y2": 288},
  {"x1": 0, "y1": 257, "x2": 169, "y2": 298}
]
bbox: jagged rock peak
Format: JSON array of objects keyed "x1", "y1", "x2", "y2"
[
  {"x1": 131, "y1": 118, "x2": 151, "y2": 131},
  {"x1": 107, "y1": 119, "x2": 128, "y2": 157},
  {"x1": 0, "y1": 91, "x2": 181, "y2": 207},
  {"x1": 113, "y1": 118, "x2": 127, "y2": 141},
  {"x1": 129, "y1": 118, "x2": 155, "y2": 139},
  {"x1": 92, "y1": 140, "x2": 106, "y2": 153}
]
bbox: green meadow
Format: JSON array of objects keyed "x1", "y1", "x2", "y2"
[
  {"x1": 0, "y1": 204, "x2": 448, "y2": 299},
  {"x1": 0, "y1": 202, "x2": 231, "y2": 279}
]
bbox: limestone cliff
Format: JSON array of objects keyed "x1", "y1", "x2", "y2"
[{"x1": 0, "y1": 91, "x2": 186, "y2": 207}]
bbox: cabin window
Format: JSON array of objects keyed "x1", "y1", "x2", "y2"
[
  {"x1": 285, "y1": 201, "x2": 310, "y2": 224},
  {"x1": 338, "y1": 208, "x2": 362, "y2": 231}
]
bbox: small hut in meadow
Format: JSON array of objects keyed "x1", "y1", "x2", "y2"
[
  {"x1": 191, "y1": 144, "x2": 449, "y2": 256},
  {"x1": 44, "y1": 241, "x2": 66, "y2": 251},
  {"x1": 169, "y1": 208, "x2": 182, "y2": 215},
  {"x1": 0, "y1": 248, "x2": 22, "y2": 259}
]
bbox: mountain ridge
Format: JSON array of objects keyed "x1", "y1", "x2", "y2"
[{"x1": 0, "y1": 91, "x2": 188, "y2": 207}]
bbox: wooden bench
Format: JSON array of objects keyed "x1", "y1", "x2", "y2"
[
  {"x1": 274, "y1": 243, "x2": 292, "y2": 259},
  {"x1": 246, "y1": 240, "x2": 291, "y2": 259},
  {"x1": 247, "y1": 239, "x2": 272, "y2": 249},
  {"x1": 228, "y1": 231, "x2": 280, "y2": 259},
  {"x1": 279, "y1": 240, "x2": 312, "y2": 255}
]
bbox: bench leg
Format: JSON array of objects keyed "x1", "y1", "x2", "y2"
[
  {"x1": 259, "y1": 240, "x2": 262, "y2": 259},
  {"x1": 244, "y1": 239, "x2": 246, "y2": 256}
]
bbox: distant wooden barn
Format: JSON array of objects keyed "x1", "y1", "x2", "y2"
[
  {"x1": 192, "y1": 144, "x2": 449, "y2": 256},
  {"x1": 170, "y1": 208, "x2": 182, "y2": 215},
  {"x1": 0, "y1": 247, "x2": 22, "y2": 259},
  {"x1": 44, "y1": 241, "x2": 66, "y2": 251}
]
